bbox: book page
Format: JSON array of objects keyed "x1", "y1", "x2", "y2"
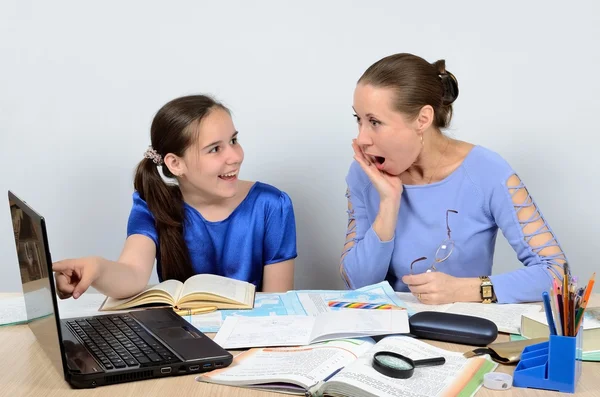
[
  {"x1": 446, "y1": 302, "x2": 542, "y2": 334},
  {"x1": 322, "y1": 336, "x2": 497, "y2": 397},
  {"x1": 100, "y1": 279, "x2": 183, "y2": 310},
  {"x1": 309, "y1": 310, "x2": 410, "y2": 344},
  {"x1": 179, "y1": 274, "x2": 255, "y2": 306},
  {"x1": 296, "y1": 281, "x2": 407, "y2": 316},
  {"x1": 395, "y1": 292, "x2": 453, "y2": 314},
  {"x1": 213, "y1": 315, "x2": 315, "y2": 349},
  {"x1": 395, "y1": 292, "x2": 543, "y2": 334},
  {"x1": 198, "y1": 338, "x2": 375, "y2": 391}
]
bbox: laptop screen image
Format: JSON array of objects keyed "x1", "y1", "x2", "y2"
[{"x1": 9, "y1": 191, "x2": 70, "y2": 379}]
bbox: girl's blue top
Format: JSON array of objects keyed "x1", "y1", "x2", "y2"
[{"x1": 127, "y1": 182, "x2": 297, "y2": 290}]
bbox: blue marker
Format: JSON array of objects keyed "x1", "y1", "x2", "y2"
[{"x1": 542, "y1": 291, "x2": 557, "y2": 335}]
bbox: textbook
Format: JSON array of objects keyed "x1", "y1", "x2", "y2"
[
  {"x1": 520, "y1": 307, "x2": 600, "y2": 352},
  {"x1": 199, "y1": 335, "x2": 497, "y2": 397},
  {"x1": 99, "y1": 274, "x2": 255, "y2": 311}
]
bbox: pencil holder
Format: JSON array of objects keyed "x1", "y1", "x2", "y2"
[{"x1": 513, "y1": 327, "x2": 583, "y2": 393}]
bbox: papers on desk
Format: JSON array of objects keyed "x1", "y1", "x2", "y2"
[
  {"x1": 200, "y1": 335, "x2": 497, "y2": 397},
  {"x1": 189, "y1": 281, "x2": 406, "y2": 333},
  {"x1": 295, "y1": 281, "x2": 406, "y2": 316},
  {"x1": 1, "y1": 291, "x2": 146, "y2": 327},
  {"x1": 0, "y1": 295, "x2": 31, "y2": 326},
  {"x1": 213, "y1": 309, "x2": 410, "y2": 349},
  {"x1": 0, "y1": 288, "x2": 53, "y2": 326},
  {"x1": 396, "y1": 292, "x2": 542, "y2": 334},
  {"x1": 57, "y1": 293, "x2": 128, "y2": 318}
]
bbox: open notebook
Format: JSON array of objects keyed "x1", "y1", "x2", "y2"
[
  {"x1": 99, "y1": 274, "x2": 255, "y2": 311},
  {"x1": 213, "y1": 309, "x2": 410, "y2": 349}
]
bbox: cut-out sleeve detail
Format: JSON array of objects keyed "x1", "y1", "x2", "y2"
[
  {"x1": 339, "y1": 186, "x2": 395, "y2": 289},
  {"x1": 340, "y1": 189, "x2": 357, "y2": 287},
  {"x1": 488, "y1": 173, "x2": 569, "y2": 303},
  {"x1": 507, "y1": 174, "x2": 567, "y2": 267},
  {"x1": 342, "y1": 189, "x2": 358, "y2": 257}
]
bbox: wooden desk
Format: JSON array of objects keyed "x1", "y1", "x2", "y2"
[{"x1": 1, "y1": 295, "x2": 598, "y2": 397}]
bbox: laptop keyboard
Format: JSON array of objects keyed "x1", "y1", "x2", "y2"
[{"x1": 67, "y1": 314, "x2": 178, "y2": 370}]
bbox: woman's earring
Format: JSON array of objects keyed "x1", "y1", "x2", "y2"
[{"x1": 420, "y1": 134, "x2": 424, "y2": 146}]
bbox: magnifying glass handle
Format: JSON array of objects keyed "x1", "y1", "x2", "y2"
[{"x1": 413, "y1": 356, "x2": 446, "y2": 367}]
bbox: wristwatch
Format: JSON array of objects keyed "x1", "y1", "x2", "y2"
[{"x1": 479, "y1": 276, "x2": 496, "y2": 303}]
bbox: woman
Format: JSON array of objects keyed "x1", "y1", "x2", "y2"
[
  {"x1": 53, "y1": 94, "x2": 297, "y2": 300},
  {"x1": 340, "y1": 53, "x2": 565, "y2": 304}
]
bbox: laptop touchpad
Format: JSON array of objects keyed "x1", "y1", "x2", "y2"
[{"x1": 155, "y1": 326, "x2": 203, "y2": 340}]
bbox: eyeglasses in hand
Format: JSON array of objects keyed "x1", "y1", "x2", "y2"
[{"x1": 410, "y1": 209, "x2": 458, "y2": 274}]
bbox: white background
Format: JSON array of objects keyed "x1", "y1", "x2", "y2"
[{"x1": 1, "y1": 0, "x2": 598, "y2": 292}]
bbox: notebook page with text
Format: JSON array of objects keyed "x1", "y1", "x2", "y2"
[
  {"x1": 321, "y1": 336, "x2": 497, "y2": 397},
  {"x1": 198, "y1": 338, "x2": 375, "y2": 394}
]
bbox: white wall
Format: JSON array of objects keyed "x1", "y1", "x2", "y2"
[{"x1": 1, "y1": 0, "x2": 598, "y2": 293}]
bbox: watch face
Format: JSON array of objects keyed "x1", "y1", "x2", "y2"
[{"x1": 482, "y1": 285, "x2": 493, "y2": 298}]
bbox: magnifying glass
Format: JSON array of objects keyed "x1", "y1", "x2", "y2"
[{"x1": 372, "y1": 351, "x2": 446, "y2": 379}]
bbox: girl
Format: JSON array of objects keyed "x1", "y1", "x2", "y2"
[{"x1": 53, "y1": 95, "x2": 297, "y2": 299}]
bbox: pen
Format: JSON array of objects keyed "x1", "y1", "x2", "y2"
[
  {"x1": 173, "y1": 307, "x2": 218, "y2": 316},
  {"x1": 327, "y1": 301, "x2": 405, "y2": 310},
  {"x1": 323, "y1": 367, "x2": 344, "y2": 381},
  {"x1": 542, "y1": 291, "x2": 557, "y2": 335}
]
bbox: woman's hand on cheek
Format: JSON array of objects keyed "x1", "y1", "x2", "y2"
[
  {"x1": 352, "y1": 139, "x2": 403, "y2": 203},
  {"x1": 402, "y1": 271, "x2": 462, "y2": 305}
]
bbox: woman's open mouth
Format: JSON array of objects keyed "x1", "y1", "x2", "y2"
[
  {"x1": 219, "y1": 171, "x2": 238, "y2": 181},
  {"x1": 368, "y1": 155, "x2": 386, "y2": 170}
]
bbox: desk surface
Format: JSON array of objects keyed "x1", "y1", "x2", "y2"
[{"x1": 1, "y1": 294, "x2": 598, "y2": 397}]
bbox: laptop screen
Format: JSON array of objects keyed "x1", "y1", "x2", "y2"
[{"x1": 8, "y1": 191, "x2": 68, "y2": 378}]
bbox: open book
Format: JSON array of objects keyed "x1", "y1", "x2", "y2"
[
  {"x1": 396, "y1": 292, "x2": 542, "y2": 334},
  {"x1": 213, "y1": 310, "x2": 410, "y2": 349},
  {"x1": 99, "y1": 274, "x2": 255, "y2": 311},
  {"x1": 199, "y1": 335, "x2": 497, "y2": 397}
]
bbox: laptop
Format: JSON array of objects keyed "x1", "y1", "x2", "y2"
[{"x1": 8, "y1": 190, "x2": 233, "y2": 388}]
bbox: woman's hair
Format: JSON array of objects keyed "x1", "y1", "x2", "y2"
[
  {"x1": 358, "y1": 53, "x2": 459, "y2": 129},
  {"x1": 134, "y1": 95, "x2": 229, "y2": 281}
]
